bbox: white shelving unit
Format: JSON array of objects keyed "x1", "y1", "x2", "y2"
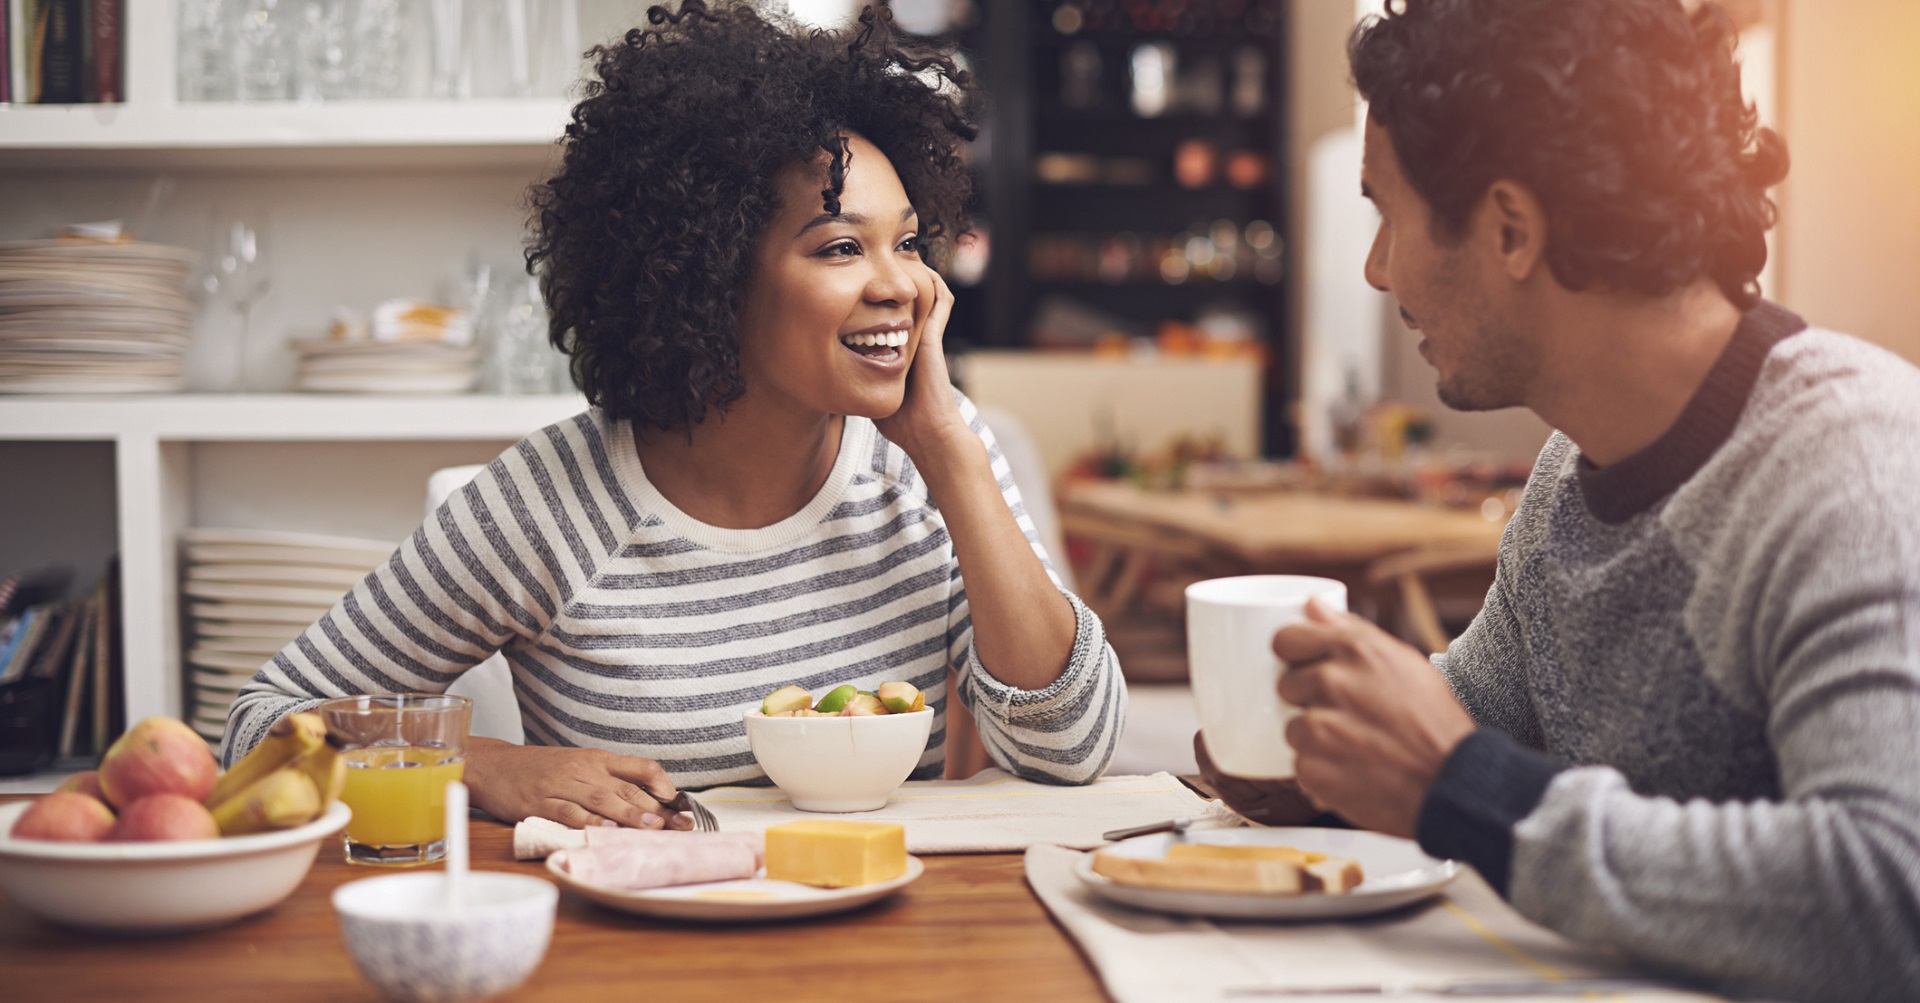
[
  {"x1": 0, "y1": 395, "x2": 587, "y2": 727},
  {"x1": 0, "y1": 3, "x2": 599, "y2": 775}
]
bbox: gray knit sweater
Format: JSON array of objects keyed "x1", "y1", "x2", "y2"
[{"x1": 1415, "y1": 303, "x2": 1920, "y2": 1002}]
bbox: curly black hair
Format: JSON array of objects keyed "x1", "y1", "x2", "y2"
[
  {"x1": 1350, "y1": 0, "x2": 1788, "y2": 309},
  {"x1": 526, "y1": 1, "x2": 978, "y2": 432}
]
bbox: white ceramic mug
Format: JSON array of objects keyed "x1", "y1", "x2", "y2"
[{"x1": 1186, "y1": 575, "x2": 1348, "y2": 779}]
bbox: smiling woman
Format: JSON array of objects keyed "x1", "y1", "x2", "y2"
[{"x1": 222, "y1": 1, "x2": 1128, "y2": 834}]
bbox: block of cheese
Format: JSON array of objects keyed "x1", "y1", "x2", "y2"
[
  {"x1": 764, "y1": 820, "x2": 908, "y2": 888},
  {"x1": 1091, "y1": 843, "x2": 1364, "y2": 895}
]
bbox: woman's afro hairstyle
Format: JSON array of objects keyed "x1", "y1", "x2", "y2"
[
  {"x1": 1351, "y1": 0, "x2": 1788, "y2": 309},
  {"x1": 526, "y1": 1, "x2": 978, "y2": 432}
]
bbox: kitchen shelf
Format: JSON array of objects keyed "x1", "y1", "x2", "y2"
[
  {"x1": 0, "y1": 394, "x2": 588, "y2": 731},
  {"x1": 0, "y1": 100, "x2": 571, "y2": 171}
]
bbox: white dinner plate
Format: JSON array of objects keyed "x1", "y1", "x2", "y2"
[
  {"x1": 182, "y1": 580, "x2": 351, "y2": 608},
  {"x1": 546, "y1": 850, "x2": 923, "y2": 923},
  {"x1": 187, "y1": 563, "x2": 369, "y2": 589},
  {"x1": 189, "y1": 635, "x2": 290, "y2": 657},
  {"x1": 189, "y1": 618, "x2": 307, "y2": 641},
  {"x1": 188, "y1": 648, "x2": 273, "y2": 673},
  {"x1": 182, "y1": 527, "x2": 396, "y2": 552},
  {"x1": 188, "y1": 602, "x2": 331, "y2": 625},
  {"x1": 1075, "y1": 827, "x2": 1459, "y2": 921},
  {"x1": 186, "y1": 545, "x2": 388, "y2": 572}
]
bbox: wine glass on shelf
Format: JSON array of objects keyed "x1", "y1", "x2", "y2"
[{"x1": 198, "y1": 210, "x2": 272, "y2": 393}]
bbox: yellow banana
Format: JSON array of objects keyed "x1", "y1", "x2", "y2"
[
  {"x1": 211, "y1": 767, "x2": 322, "y2": 836},
  {"x1": 289, "y1": 730, "x2": 348, "y2": 809},
  {"x1": 206, "y1": 711, "x2": 327, "y2": 810}
]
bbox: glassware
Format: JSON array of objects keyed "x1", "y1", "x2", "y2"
[
  {"x1": 349, "y1": 0, "x2": 409, "y2": 99},
  {"x1": 487, "y1": 276, "x2": 556, "y2": 395},
  {"x1": 321, "y1": 694, "x2": 472, "y2": 866},
  {"x1": 193, "y1": 209, "x2": 271, "y2": 392},
  {"x1": 177, "y1": 0, "x2": 236, "y2": 102},
  {"x1": 234, "y1": 0, "x2": 295, "y2": 101},
  {"x1": 294, "y1": 0, "x2": 353, "y2": 103},
  {"x1": 427, "y1": 0, "x2": 468, "y2": 99}
]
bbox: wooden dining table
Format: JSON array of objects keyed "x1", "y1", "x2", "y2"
[
  {"x1": 0, "y1": 797, "x2": 1108, "y2": 1003},
  {"x1": 1058, "y1": 480, "x2": 1509, "y2": 621}
]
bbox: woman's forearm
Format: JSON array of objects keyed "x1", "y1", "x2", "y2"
[{"x1": 911, "y1": 431, "x2": 1077, "y2": 690}]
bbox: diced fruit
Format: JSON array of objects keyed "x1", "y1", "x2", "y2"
[
  {"x1": 10, "y1": 791, "x2": 116, "y2": 842},
  {"x1": 771, "y1": 708, "x2": 834, "y2": 718},
  {"x1": 108, "y1": 794, "x2": 221, "y2": 841},
  {"x1": 99, "y1": 716, "x2": 219, "y2": 808},
  {"x1": 841, "y1": 692, "x2": 886, "y2": 716},
  {"x1": 813, "y1": 684, "x2": 860, "y2": 714},
  {"x1": 764, "y1": 820, "x2": 908, "y2": 888},
  {"x1": 877, "y1": 681, "x2": 923, "y2": 714},
  {"x1": 760, "y1": 685, "x2": 813, "y2": 716}
]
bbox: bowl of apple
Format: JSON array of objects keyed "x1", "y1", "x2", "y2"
[
  {"x1": 743, "y1": 681, "x2": 934, "y2": 812},
  {"x1": 0, "y1": 713, "x2": 350, "y2": 933}
]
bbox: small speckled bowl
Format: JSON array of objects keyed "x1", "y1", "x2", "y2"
[{"x1": 333, "y1": 871, "x2": 557, "y2": 1003}]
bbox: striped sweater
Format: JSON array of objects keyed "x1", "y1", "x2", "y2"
[{"x1": 224, "y1": 393, "x2": 1128, "y2": 788}]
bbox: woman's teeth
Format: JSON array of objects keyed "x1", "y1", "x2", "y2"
[{"x1": 840, "y1": 331, "x2": 909, "y2": 349}]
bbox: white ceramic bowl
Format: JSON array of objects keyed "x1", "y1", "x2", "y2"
[
  {"x1": 333, "y1": 871, "x2": 558, "y2": 1003},
  {"x1": 743, "y1": 708, "x2": 934, "y2": 812},
  {"x1": 0, "y1": 799, "x2": 351, "y2": 933}
]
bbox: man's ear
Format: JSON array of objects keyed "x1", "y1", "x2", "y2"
[{"x1": 1482, "y1": 179, "x2": 1547, "y2": 281}]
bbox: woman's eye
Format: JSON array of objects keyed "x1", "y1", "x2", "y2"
[
  {"x1": 817, "y1": 240, "x2": 860, "y2": 258},
  {"x1": 897, "y1": 235, "x2": 922, "y2": 255}
]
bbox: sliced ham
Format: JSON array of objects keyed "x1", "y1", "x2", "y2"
[
  {"x1": 514, "y1": 816, "x2": 765, "y2": 868},
  {"x1": 564, "y1": 838, "x2": 760, "y2": 891}
]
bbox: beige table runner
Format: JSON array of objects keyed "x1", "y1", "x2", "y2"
[
  {"x1": 695, "y1": 770, "x2": 1240, "y2": 853},
  {"x1": 1024, "y1": 844, "x2": 1725, "y2": 1003}
]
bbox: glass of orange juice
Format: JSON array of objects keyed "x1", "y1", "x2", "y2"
[{"x1": 320, "y1": 693, "x2": 471, "y2": 865}]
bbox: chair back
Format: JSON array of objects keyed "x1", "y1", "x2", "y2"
[{"x1": 1366, "y1": 539, "x2": 1501, "y2": 655}]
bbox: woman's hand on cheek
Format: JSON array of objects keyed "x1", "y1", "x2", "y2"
[
  {"x1": 463, "y1": 738, "x2": 696, "y2": 831},
  {"x1": 875, "y1": 265, "x2": 970, "y2": 461}
]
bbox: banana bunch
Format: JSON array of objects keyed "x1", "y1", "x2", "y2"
[{"x1": 205, "y1": 711, "x2": 347, "y2": 836}]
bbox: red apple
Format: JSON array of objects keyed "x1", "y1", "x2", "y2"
[
  {"x1": 107, "y1": 794, "x2": 221, "y2": 842},
  {"x1": 98, "y1": 717, "x2": 218, "y2": 808},
  {"x1": 55, "y1": 769, "x2": 106, "y2": 802},
  {"x1": 10, "y1": 791, "x2": 116, "y2": 842}
]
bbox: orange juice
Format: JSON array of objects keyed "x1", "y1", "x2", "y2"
[{"x1": 340, "y1": 746, "x2": 466, "y2": 847}]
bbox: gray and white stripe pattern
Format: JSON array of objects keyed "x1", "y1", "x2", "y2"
[{"x1": 225, "y1": 391, "x2": 1127, "y2": 789}]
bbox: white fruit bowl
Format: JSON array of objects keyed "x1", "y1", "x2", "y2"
[
  {"x1": 0, "y1": 799, "x2": 351, "y2": 933},
  {"x1": 743, "y1": 708, "x2": 934, "y2": 812}
]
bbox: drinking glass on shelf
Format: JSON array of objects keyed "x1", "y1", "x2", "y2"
[
  {"x1": 177, "y1": 0, "x2": 237, "y2": 102},
  {"x1": 235, "y1": 0, "x2": 295, "y2": 101},
  {"x1": 349, "y1": 0, "x2": 410, "y2": 99},
  {"x1": 428, "y1": 0, "x2": 469, "y2": 99},
  {"x1": 321, "y1": 694, "x2": 472, "y2": 866},
  {"x1": 201, "y1": 211, "x2": 272, "y2": 392},
  {"x1": 487, "y1": 276, "x2": 556, "y2": 395},
  {"x1": 294, "y1": 0, "x2": 353, "y2": 103}
]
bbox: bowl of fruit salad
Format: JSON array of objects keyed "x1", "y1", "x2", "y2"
[{"x1": 743, "y1": 681, "x2": 934, "y2": 812}]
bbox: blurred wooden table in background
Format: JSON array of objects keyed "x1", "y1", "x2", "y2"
[{"x1": 1059, "y1": 481, "x2": 1508, "y2": 656}]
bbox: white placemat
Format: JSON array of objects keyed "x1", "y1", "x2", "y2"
[
  {"x1": 695, "y1": 770, "x2": 1240, "y2": 853},
  {"x1": 1024, "y1": 843, "x2": 1725, "y2": 1003}
]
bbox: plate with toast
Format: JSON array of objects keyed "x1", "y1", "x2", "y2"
[{"x1": 1076, "y1": 826, "x2": 1458, "y2": 920}]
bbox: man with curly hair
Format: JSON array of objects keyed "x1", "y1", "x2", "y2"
[
  {"x1": 226, "y1": 2, "x2": 1126, "y2": 830},
  {"x1": 1202, "y1": 0, "x2": 1920, "y2": 999}
]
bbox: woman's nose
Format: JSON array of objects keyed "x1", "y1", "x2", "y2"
[{"x1": 868, "y1": 254, "x2": 918, "y2": 304}]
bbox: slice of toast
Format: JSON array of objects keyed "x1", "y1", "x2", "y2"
[{"x1": 1091, "y1": 843, "x2": 1365, "y2": 895}]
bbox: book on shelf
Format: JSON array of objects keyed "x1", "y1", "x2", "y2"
[
  {"x1": 8, "y1": 0, "x2": 118, "y2": 105},
  {"x1": 0, "y1": 560, "x2": 121, "y2": 772}
]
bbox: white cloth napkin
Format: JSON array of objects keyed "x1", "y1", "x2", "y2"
[
  {"x1": 694, "y1": 770, "x2": 1240, "y2": 854},
  {"x1": 1023, "y1": 844, "x2": 1726, "y2": 1003}
]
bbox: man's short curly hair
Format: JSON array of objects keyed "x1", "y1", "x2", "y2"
[
  {"x1": 526, "y1": 1, "x2": 978, "y2": 432},
  {"x1": 1350, "y1": 0, "x2": 1788, "y2": 309}
]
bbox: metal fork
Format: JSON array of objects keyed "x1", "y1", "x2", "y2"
[{"x1": 650, "y1": 789, "x2": 720, "y2": 832}]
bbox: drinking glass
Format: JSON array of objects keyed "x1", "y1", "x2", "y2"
[
  {"x1": 1186, "y1": 576, "x2": 1347, "y2": 778},
  {"x1": 177, "y1": 0, "x2": 236, "y2": 102},
  {"x1": 321, "y1": 694, "x2": 472, "y2": 866},
  {"x1": 234, "y1": 0, "x2": 295, "y2": 101},
  {"x1": 208, "y1": 212, "x2": 271, "y2": 391}
]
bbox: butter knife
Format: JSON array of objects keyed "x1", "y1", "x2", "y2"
[{"x1": 1102, "y1": 817, "x2": 1193, "y2": 842}]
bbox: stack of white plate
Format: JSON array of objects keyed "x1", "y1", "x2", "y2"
[
  {"x1": 288, "y1": 338, "x2": 480, "y2": 393},
  {"x1": 0, "y1": 239, "x2": 198, "y2": 394},
  {"x1": 180, "y1": 527, "x2": 396, "y2": 744}
]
